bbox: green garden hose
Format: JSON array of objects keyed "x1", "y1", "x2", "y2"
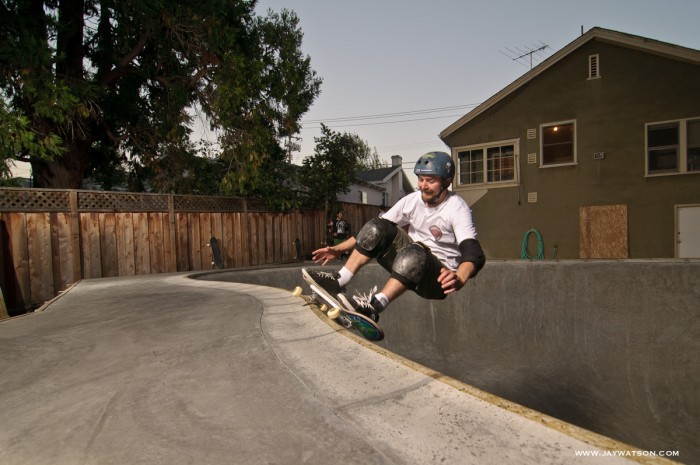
[{"x1": 521, "y1": 228, "x2": 545, "y2": 260}]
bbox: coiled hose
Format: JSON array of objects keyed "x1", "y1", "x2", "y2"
[{"x1": 521, "y1": 228, "x2": 544, "y2": 260}]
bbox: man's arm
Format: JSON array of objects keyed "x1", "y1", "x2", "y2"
[
  {"x1": 438, "y1": 238, "x2": 485, "y2": 294},
  {"x1": 459, "y1": 238, "x2": 485, "y2": 277}
]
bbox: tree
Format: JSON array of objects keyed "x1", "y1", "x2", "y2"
[
  {"x1": 300, "y1": 124, "x2": 372, "y2": 211},
  {"x1": 0, "y1": 0, "x2": 322, "y2": 189},
  {"x1": 355, "y1": 141, "x2": 385, "y2": 171}
]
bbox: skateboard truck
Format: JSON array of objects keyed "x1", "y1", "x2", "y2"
[{"x1": 292, "y1": 285, "x2": 383, "y2": 340}]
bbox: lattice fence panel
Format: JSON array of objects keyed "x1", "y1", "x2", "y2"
[
  {"x1": 0, "y1": 189, "x2": 71, "y2": 212},
  {"x1": 174, "y1": 195, "x2": 243, "y2": 212},
  {"x1": 0, "y1": 188, "x2": 262, "y2": 213},
  {"x1": 79, "y1": 191, "x2": 169, "y2": 212}
]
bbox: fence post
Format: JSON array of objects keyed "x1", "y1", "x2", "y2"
[
  {"x1": 168, "y1": 193, "x2": 178, "y2": 272},
  {"x1": 69, "y1": 190, "x2": 82, "y2": 281}
]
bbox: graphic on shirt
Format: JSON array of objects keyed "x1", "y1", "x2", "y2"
[
  {"x1": 429, "y1": 225, "x2": 443, "y2": 241},
  {"x1": 335, "y1": 220, "x2": 347, "y2": 234}
]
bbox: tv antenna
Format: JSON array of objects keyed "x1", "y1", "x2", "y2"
[{"x1": 500, "y1": 42, "x2": 550, "y2": 69}]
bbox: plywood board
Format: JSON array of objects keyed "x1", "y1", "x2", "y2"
[{"x1": 580, "y1": 205, "x2": 629, "y2": 258}]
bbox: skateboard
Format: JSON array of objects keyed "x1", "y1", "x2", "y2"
[
  {"x1": 293, "y1": 238, "x2": 302, "y2": 262},
  {"x1": 292, "y1": 285, "x2": 351, "y2": 327},
  {"x1": 207, "y1": 236, "x2": 223, "y2": 269},
  {"x1": 295, "y1": 271, "x2": 384, "y2": 341}
]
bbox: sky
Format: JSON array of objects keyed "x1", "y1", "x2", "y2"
[
  {"x1": 10, "y1": 1, "x2": 700, "y2": 184},
  {"x1": 251, "y1": 0, "x2": 700, "y2": 187}
]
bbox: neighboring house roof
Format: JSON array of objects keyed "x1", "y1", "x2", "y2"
[
  {"x1": 356, "y1": 166, "x2": 399, "y2": 184},
  {"x1": 352, "y1": 177, "x2": 385, "y2": 192},
  {"x1": 357, "y1": 165, "x2": 414, "y2": 194},
  {"x1": 440, "y1": 27, "x2": 700, "y2": 140}
]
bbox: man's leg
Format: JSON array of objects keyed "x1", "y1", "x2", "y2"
[
  {"x1": 377, "y1": 276, "x2": 408, "y2": 303},
  {"x1": 342, "y1": 249, "x2": 372, "y2": 274},
  {"x1": 303, "y1": 218, "x2": 401, "y2": 301},
  {"x1": 391, "y1": 242, "x2": 447, "y2": 300}
]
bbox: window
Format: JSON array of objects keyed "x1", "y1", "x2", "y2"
[
  {"x1": 358, "y1": 191, "x2": 367, "y2": 204},
  {"x1": 456, "y1": 140, "x2": 518, "y2": 188},
  {"x1": 646, "y1": 118, "x2": 700, "y2": 175},
  {"x1": 687, "y1": 120, "x2": 700, "y2": 172},
  {"x1": 540, "y1": 121, "x2": 576, "y2": 167}
]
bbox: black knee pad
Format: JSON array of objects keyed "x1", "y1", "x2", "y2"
[
  {"x1": 391, "y1": 243, "x2": 430, "y2": 289},
  {"x1": 355, "y1": 218, "x2": 399, "y2": 258}
]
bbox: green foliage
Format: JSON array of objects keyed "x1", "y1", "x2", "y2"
[
  {"x1": 0, "y1": 0, "x2": 322, "y2": 190},
  {"x1": 300, "y1": 124, "x2": 373, "y2": 209},
  {"x1": 0, "y1": 102, "x2": 66, "y2": 162}
]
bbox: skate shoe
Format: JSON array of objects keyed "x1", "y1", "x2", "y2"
[
  {"x1": 302, "y1": 268, "x2": 344, "y2": 300},
  {"x1": 337, "y1": 286, "x2": 382, "y2": 323}
]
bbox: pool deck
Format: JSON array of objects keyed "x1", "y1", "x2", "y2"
[{"x1": 0, "y1": 273, "x2": 674, "y2": 465}]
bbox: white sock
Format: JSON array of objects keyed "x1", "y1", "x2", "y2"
[
  {"x1": 337, "y1": 267, "x2": 354, "y2": 287},
  {"x1": 374, "y1": 293, "x2": 389, "y2": 310}
]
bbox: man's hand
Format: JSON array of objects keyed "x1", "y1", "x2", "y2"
[
  {"x1": 438, "y1": 262, "x2": 475, "y2": 294},
  {"x1": 311, "y1": 246, "x2": 341, "y2": 266}
]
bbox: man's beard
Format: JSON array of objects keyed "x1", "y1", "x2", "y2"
[{"x1": 423, "y1": 187, "x2": 444, "y2": 206}]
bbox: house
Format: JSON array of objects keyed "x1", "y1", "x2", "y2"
[
  {"x1": 337, "y1": 155, "x2": 414, "y2": 207},
  {"x1": 440, "y1": 27, "x2": 700, "y2": 259}
]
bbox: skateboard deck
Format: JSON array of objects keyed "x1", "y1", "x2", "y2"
[
  {"x1": 293, "y1": 238, "x2": 302, "y2": 262},
  {"x1": 207, "y1": 236, "x2": 223, "y2": 269},
  {"x1": 298, "y1": 270, "x2": 384, "y2": 341}
]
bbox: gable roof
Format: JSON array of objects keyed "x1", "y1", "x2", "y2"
[
  {"x1": 356, "y1": 166, "x2": 400, "y2": 184},
  {"x1": 440, "y1": 27, "x2": 700, "y2": 140},
  {"x1": 351, "y1": 177, "x2": 385, "y2": 192},
  {"x1": 356, "y1": 165, "x2": 415, "y2": 194}
]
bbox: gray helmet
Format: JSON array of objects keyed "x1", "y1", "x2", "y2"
[{"x1": 414, "y1": 151, "x2": 454, "y2": 179}]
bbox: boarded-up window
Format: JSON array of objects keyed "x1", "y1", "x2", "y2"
[{"x1": 579, "y1": 205, "x2": 629, "y2": 258}]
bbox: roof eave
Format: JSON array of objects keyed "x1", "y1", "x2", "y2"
[{"x1": 439, "y1": 27, "x2": 700, "y2": 141}]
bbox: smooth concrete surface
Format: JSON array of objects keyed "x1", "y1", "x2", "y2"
[
  {"x1": 0, "y1": 270, "x2": 673, "y2": 465},
  {"x1": 199, "y1": 260, "x2": 698, "y2": 464}
]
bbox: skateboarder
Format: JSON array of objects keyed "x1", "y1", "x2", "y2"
[{"x1": 303, "y1": 151, "x2": 485, "y2": 323}]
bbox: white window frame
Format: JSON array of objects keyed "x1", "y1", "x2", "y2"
[
  {"x1": 358, "y1": 191, "x2": 368, "y2": 204},
  {"x1": 454, "y1": 139, "x2": 519, "y2": 189},
  {"x1": 645, "y1": 117, "x2": 700, "y2": 177},
  {"x1": 540, "y1": 120, "x2": 577, "y2": 168}
]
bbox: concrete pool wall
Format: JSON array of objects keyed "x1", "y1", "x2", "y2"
[{"x1": 196, "y1": 259, "x2": 699, "y2": 463}]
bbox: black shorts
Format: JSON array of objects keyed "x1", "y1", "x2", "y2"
[{"x1": 374, "y1": 227, "x2": 448, "y2": 300}]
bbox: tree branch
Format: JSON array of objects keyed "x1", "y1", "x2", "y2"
[{"x1": 99, "y1": 30, "x2": 151, "y2": 88}]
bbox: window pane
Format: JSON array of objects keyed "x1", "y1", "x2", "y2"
[
  {"x1": 688, "y1": 120, "x2": 700, "y2": 172},
  {"x1": 648, "y1": 122, "x2": 679, "y2": 148},
  {"x1": 487, "y1": 145, "x2": 515, "y2": 182},
  {"x1": 648, "y1": 122, "x2": 679, "y2": 173},
  {"x1": 458, "y1": 149, "x2": 483, "y2": 185},
  {"x1": 542, "y1": 123, "x2": 574, "y2": 165},
  {"x1": 648, "y1": 148, "x2": 678, "y2": 172}
]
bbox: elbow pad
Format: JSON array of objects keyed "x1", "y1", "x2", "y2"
[{"x1": 459, "y1": 239, "x2": 486, "y2": 277}]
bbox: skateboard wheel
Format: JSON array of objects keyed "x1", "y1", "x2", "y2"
[
  {"x1": 319, "y1": 303, "x2": 328, "y2": 312},
  {"x1": 327, "y1": 308, "x2": 340, "y2": 319},
  {"x1": 292, "y1": 286, "x2": 302, "y2": 297}
]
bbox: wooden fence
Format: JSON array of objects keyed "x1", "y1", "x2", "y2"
[{"x1": 0, "y1": 188, "x2": 382, "y2": 315}]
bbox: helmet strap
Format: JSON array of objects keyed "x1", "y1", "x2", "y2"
[{"x1": 425, "y1": 184, "x2": 449, "y2": 206}]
